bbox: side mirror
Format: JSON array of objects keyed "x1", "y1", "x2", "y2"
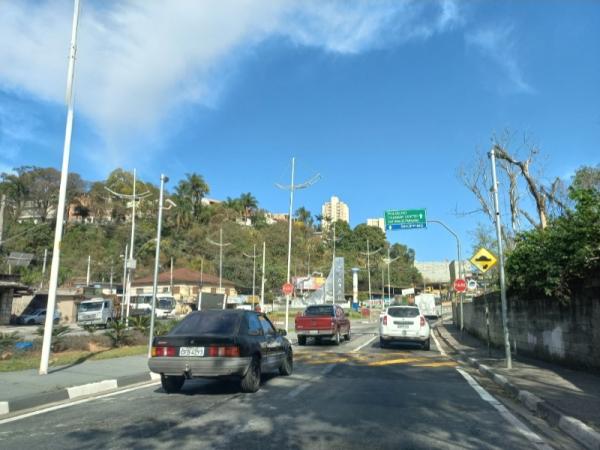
[{"x1": 278, "y1": 329, "x2": 287, "y2": 336}]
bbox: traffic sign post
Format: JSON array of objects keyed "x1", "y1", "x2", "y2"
[
  {"x1": 384, "y1": 209, "x2": 427, "y2": 230},
  {"x1": 454, "y1": 279, "x2": 467, "y2": 293},
  {"x1": 282, "y1": 282, "x2": 293, "y2": 296}
]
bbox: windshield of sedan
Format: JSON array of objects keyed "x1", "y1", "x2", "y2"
[
  {"x1": 387, "y1": 307, "x2": 419, "y2": 318},
  {"x1": 169, "y1": 311, "x2": 240, "y2": 336},
  {"x1": 304, "y1": 306, "x2": 334, "y2": 316}
]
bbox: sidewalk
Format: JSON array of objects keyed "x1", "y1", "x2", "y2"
[
  {"x1": 0, "y1": 355, "x2": 155, "y2": 416},
  {"x1": 437, "y1": 321, "x2": 600, "y2": 449}
]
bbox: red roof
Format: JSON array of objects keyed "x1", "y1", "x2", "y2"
[{"x1": 132, "y1": 268, "x2": 235, "y2": 287}]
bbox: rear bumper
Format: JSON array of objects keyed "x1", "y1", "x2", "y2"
[
  {"x1": 296, "y1": 329, "x2": 335, "y2": 337},
  {"x1": 380, "y1": 328, "x2": 430, "y2": 342},
  {"x1": 148, "y1": 356, "x2": 252, "y2": 378}
]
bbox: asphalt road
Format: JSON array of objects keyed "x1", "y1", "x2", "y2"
[{"x1": 0, "y1": 321, "x2": 572, "y2": 449}]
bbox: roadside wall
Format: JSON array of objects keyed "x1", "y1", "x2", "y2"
[{"x1": 457, "y1": 282, "x2": 600, "y2": 370}]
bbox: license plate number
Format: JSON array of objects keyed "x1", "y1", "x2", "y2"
[
  {"x1": 309, "y1": 330, "x2": 319, "y2": 335},
  {"x1": 396, "y1": 324, "x2": 408, "y2": 328},
  {"x1": 179, "y1": 347, "x2": 204, "y2": 357}
]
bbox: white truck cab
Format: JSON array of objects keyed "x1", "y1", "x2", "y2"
[{"x1": 77, "y1": 298, "x2": 115, "y2": 328}]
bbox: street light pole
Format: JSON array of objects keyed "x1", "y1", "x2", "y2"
[
  {"x1": 243, "y1": 244, "x2": 257, "y2": 304},
  {"x1": 86, "y1": 255, "x2": 91, "y2": 286},
  {"x1": 427, "y1": 219, "x2": 462, "y2": 327},
  {"x1": 121, "y1": 244, "x2": 128, "y2": 320},
  {"x1": 360, "y1": 239, "x2": 381, "y2": 320},
  {"x1": 39, "y1": 0, "x2": 80, "y2": 375},
  {"x1": 148, "y1": 174, "x2": 168, "y2": 358},
  {"x1": 260, "y1": 241, "x2": 266, "y2": 311},
  {"x1": 275, "y1": 157, "x2": 320, "y2": 332},
  {"x1": 382, "y1": 248, "x2": 400, "y2": 306},
  {"x1": 490, "y1": 146, "x2": 512, "y2": 369},
  {"x1": 207, "y1": 228, "x2": 231, "y2": 291}
]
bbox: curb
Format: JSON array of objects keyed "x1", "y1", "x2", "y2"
[
  {"x1": 0, "y1": 371, "x2": 160, "y2": 418},
  {"x1": 435, "y1": 326, "x2": 600, "y2": 450}
]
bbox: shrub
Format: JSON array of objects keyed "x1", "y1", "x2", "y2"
[
  {"x1": 105, "y1": 320, "x2": 130, "y2": 348},
  {"x1": 130, "y1": 316, "x2": 150, "y2": 335},
  {"x1": 36, "y1": 325, "x2": 71, "y2": 352},
  {"x1": 0, "y1": 332, "x2": 19, "y2": 353}
]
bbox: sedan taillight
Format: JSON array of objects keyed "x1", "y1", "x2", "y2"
[
  {"x1": 151, "y1": 346, "x2": 176, "y2": 357},
  {"x1": 208, "y1": 346, "x2": 240, "y2": 357},
  {"x1": 420, "y1": 316, "x2": 426, "y2": 327},
  {"x1": 382, "y1": 315, "x2": 388, "y2": 326}
]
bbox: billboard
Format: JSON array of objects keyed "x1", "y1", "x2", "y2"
[{"x1": 293, "y1": 274, "x2": 326, "y2": 291}]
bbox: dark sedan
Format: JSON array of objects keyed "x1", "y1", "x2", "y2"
[{"x1": 148, "y1": 309, "x2": 293, "y2": 393}]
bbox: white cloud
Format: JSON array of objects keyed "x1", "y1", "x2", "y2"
[
  {"x1": 465, "y1": 24, "x2": 533, "y2": 94},
  {"x1": 0, "y1": 0, "x2": 463, "y2": 166}
]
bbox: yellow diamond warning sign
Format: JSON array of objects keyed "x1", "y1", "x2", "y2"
[{"x1": 470, "y1": 247, "x2": 498, "y2": 273}]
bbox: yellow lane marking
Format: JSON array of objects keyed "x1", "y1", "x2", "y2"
[{"x1": 367, "y1": 357, "x2": 425, "y2": 367}]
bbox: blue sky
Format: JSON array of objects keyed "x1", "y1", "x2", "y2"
[{"x1": 0, "y1": 0, "x2": 599, "y2": 261}]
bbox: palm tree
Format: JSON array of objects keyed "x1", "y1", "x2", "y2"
[
  {"x1": 238, "y1": 192, "x2": 258, "y2": 221},
  {"x1": 295, "y1": 207, "x2": 313, "y2": 228},
  {"x1": 175, "y1": 173, "x2": 209, "y2": 220},
  {"x1": 314, "y1": 214, "x2": 323, "y2": 231}
]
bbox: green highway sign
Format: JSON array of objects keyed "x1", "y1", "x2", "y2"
[{"x1": 384, "y1": 209, "x2": 427, "y2": 230}]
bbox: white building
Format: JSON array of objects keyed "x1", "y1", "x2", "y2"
[
  {"x1": 321, "y1": 196, "x2": 349, "y2": 230},
  {"x1": 366, "y1": 218, "x2": 385, "y2": 232}
]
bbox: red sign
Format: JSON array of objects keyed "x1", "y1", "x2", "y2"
[
  {"x1": 282, "y1": 282, "x2": 294, "y2": 295},
  {"x1": 454, "y1": 279, "x2": 467, "y2": 293}
]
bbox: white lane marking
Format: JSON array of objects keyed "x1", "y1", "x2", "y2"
[
  {"x1": 430, "y1": 330, "x2": 447, "y2": 357},
  {"x1": 351, "y1": 335, "x2": 377, "y2": 353},
  {"x1": 286, "y1": 364, "x2": 336, "y2": 398},
  {"x1": 0, "y1": 382, "x2": 160, "y2": 425},
  {"x1": 456, "y1": 368, "x2": 553, "y2": 450}
]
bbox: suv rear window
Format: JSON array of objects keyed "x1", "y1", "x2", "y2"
[
  {"x1": 305, "y1": 305, "x2": 334, "y2": 316},
  {"x1": 169, "y1": 311, "x2": 240, "y2": 335},
  {"x1": 387, "y1": 307, "x2": 419, "y2": 318}
]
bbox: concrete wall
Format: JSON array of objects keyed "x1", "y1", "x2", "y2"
[{"x1": 456, "y1": 282, "x2": 600, "y2": 370}]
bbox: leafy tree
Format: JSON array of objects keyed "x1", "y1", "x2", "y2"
[
  {"x1": 295, "y1": 207, "x2": 313, "y2": 228},
  {"x1": 238, "y1": 192, "x2": 258, "y2": 221}
]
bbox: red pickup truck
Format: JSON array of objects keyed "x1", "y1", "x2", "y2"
[{"x1": 295, "y1": 304, "x2": 351, "y2": 346}]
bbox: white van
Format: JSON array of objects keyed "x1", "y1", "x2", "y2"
[
  {"x1": 414, "y1": 293, "x2": 438, "y2": 319},
  {"x1": 78, "y1": 298, "x2": 115, "y2": 327},
  {"x1": 130, "y1": 294, "x2": 176, "y2": 318}
]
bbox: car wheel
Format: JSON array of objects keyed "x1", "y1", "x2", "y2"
[
  {"x1": 298, "y1": 336, "x2": 306, "y2": 346},
  {"x1": 334, "y1": 330, "x2": 341, "y2": 346},
  {"x1": 161, "y1": 375, "x2": 184, "y2": 394},
  {"x1": 241, "y1": 355, "x2": 261, "y2": 393},
  {"x1": 379, "y1": 338, "x2": 387, "y2": 349},
  {"x1": 422, "y1": 338, "x2": 431, "y2": 351},
  {"x1": 344, "y1": 329, "x2": 351, "y2": 341},
  {"x1": 279, "y1": 349, "x2": 293, "y2": 376}
]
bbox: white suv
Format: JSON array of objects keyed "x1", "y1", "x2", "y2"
[{"x1": 379, "y1": 306, "x2": 431, "y2": 350}]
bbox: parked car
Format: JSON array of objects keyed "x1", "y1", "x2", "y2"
[
  {"x1": 148, "y1": 309, "x2": 293, "y2": 393},
  {"x1": 17, "y1": 309, "x2": 60, "y2": 325},
  {"x1": 379, "y1": 306, "x2": 430, "y2": 350},
  {"x1": 295, "y1": 304, "x2": 351, "y2": 346}
]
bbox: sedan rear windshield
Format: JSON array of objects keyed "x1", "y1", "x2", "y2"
[
  {"x1": 169, "y1": 312, "x2": 240, "y2": 336},
  {"x1": 305, "y1": 306, "x2": 334, "y2": 316},
  {"x1": 387, "y1": 307, "x2": 419, "y2": 318}
]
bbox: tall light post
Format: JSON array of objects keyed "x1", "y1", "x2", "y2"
[
  {"x1": 382, "y1": 248, "x2": 400, "y2": 305},
  {"x1": 86, "y1": 255, "x2": 91, "y2": 286},
  {"x1": 39, "y1": 0, "x2": 80, "y2": 375},
  {"x1": 260, "y1": 241, "x2": 266, "y2": 311},
  {"x1": 148, "y1": 174, "x2": 169, "y2": 358},
  {"x1": 490, "y1": 146, "x2": 512, "y2": 369},
  {"x1": 105, "y1": 170, "x2": 150, "y2": 326},
  {"x1": 427, "y1": 219, "x2": 462, "y2": 327},
  {"x1": 207, "y1": 228, "x2": 231, "y2": 290},
  {"x1": 360, "y1": 239, "x2": 381, "y2": 320},
  {"x1": 275, "y1": 157, "x2": 320, "y2": 332},
  {"x1": 120, "y1": 244, "x2": 128, "y2": 320},
  {"x1": 243, "y1": 244, "x2": 257, "y2": 305}
]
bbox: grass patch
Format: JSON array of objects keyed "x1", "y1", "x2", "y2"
[{"x1": 0, "y1": 345, "x2": 147, "y2": 372}]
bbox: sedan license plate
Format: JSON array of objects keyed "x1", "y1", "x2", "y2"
[
  {"x1": 309, "y1": 330, "x2": 319, "y2": 335},
  {"x1": 179, "y1": 347, "x2": 204, "y2": 357}
]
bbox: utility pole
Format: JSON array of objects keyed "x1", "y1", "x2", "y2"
[
  {"x1": 275, "y1": 157, "x2": 320, "y2": 332},
  {"x1": 260, "y1": 241, "x2": 266, "y2": 311},
  {"x1": 0, "y1": 194, "x2": 5, "y2": 247},
  {"x1": 207, "y1": 228, "x2": 231, "y2": 290},
  {"x1": 148, "y1": 174, "x2": 168, "y2": 358},
  {"x1": 490, "y1": 147, "x2": 512, "y2": 369},
  {"x1": 360, "y1": 239, "x2": 381, "y2": 320},
  {"x1": 86, "y1": 255, "x2": 91, "y2": 286},
  {"x1": 383, "y1": 248, "x2": 400, "y2": 306},
  {"x1": 109, "y1": 258, "x2": 114, "y2": 293},
  {"x1": 332, "y1": 221, "x2": 336, "y2": 305},
  {"x1": 121, "y1": 244, "x2": 128, "y2": 321},
  {"x1": 381, "y1": 266, "x2": 385, "y2": 309},
  {"x1": 40, "y1": 249, "x2": 48, "y2": 290},
  {"x1": 243, "y1": 244, "x2": 257, "y2": 306},
  {"x1": 40, "y1": 0, "x2": 80, "y2": 375}
]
